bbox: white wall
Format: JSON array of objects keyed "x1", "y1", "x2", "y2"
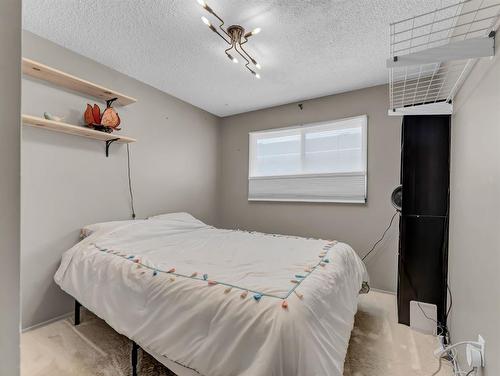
[
  {"x1": 21, "y1": 32, "x2": 221, "y2": 328},
  {"x1": 0, "y1": 0, "x2": 21, "y2": 374},
  {"x1": 449, "y1": 36, "x2": 500, "y2": 375},
  {"x1": 219, "y1": 85, "x2": 402, "y2": 292}
]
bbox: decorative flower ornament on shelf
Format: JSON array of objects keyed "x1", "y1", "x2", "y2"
[
  {"x1": 197, "y1": 0, "x2": 262, "y2": 79},
  {"x1": 84, "y1": 98, "x2": 121, "y2": 133}
]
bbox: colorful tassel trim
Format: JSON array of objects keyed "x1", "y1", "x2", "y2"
[
  {"x1": 92, "y1": 242, "x2": 328, "y2": 304},
  {"x1": 294, "y1": 291, "x2": 304, "y2": 299}
]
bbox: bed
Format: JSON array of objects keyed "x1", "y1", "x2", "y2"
[{"x1": 54, "y1": 212, "x2": 368, "y2": 376}]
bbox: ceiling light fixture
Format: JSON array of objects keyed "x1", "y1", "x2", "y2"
[{"x1": 197, "y1": 1, "x2": 262, "y2": 78}]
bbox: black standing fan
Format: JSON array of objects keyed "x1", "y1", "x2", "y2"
[{"x1": 391, "y1": 185, "x2": 402, "y2": 212}]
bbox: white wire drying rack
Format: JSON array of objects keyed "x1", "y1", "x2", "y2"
[{"x1": 388, "y1": 0, "x2": 500, "y2": 115}]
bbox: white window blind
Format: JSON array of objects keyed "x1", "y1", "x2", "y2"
[{"x1": 248, "y1": 115, "x2": 367, "y2": 203}]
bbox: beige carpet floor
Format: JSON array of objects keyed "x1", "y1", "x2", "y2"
[{"x1": 21, "y1": 291, "x2": 453, "y2": 376}]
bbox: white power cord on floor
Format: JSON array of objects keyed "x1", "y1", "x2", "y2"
[
  {"x1": 432, "y1": 341, "x2": 481, "y2": 376},
  {"x1": 431, "y1": 356, "x2": 477, "y2": 376}
]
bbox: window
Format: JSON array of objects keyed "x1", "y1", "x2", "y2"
[{"x1": 248, "y1": 115, "x2": 367, "y2": 203}]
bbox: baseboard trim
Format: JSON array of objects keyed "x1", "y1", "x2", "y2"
[
  {"x1": 370, "y1": 287, "x2": 397, "y2": 295},
  {"x1": 22, "y1": 311, "x2": 73, "y2": 333}
]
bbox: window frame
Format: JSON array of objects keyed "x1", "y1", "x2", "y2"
[{"x1": 248, "y1": 115, "x2": 368, "y2": 203}]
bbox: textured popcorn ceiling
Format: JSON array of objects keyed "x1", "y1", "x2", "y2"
[{"x1": 23, "y1": 0, "x2": 450, "y2": 117}]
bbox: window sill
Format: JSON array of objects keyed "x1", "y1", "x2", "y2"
[{"x1": 248, "y1": 198, "x2": 367, "y2": 204}]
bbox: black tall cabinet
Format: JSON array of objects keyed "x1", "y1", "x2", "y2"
[{"x1": 398, "y1": 115, "x2": 450, "y2": 326}]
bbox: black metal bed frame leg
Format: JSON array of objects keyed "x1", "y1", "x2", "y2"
[
  {"x1": 74, "y1": 300, "x2": 81, "y2": 326},
  {"x1": 131, "y1": 341, "x2": 139, "y2": 376}
]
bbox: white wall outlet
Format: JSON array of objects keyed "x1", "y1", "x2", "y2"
[{"x1": 466, "y1": 335, "x2": 485, "y2": 368}]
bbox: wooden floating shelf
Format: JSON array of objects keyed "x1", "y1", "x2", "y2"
[
  {"x1": 22, "y1": 58, "x2": 137, "y2": 106},
  {"x1": 22, "y1": 115, "x2": 137, "y2": 144}
]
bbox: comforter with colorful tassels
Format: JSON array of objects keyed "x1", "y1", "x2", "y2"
[{"x1": 54, "y1": 212, "x2": 368, "y2": 376}]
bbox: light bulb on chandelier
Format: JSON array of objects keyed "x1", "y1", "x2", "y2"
[
  {"x1": 201, "y1": 16, "x2": 211, "y2": 26},
  {"x1": 226, "y1": 54, "x2": 239, "y2": 64}
]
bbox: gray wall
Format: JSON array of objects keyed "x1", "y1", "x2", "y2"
[
  {"x1": 449, "y1": 35, "x2": 500, "y2": 375},
  {"x1": 0, "y1": 0, "x2": 21, "y2": 374},
  {"x1": 21, "y1": 32, "x2": 221, "y2": 328},
  {"x1": 219, "y1": 85, "x2": 401, "y2": 292}
]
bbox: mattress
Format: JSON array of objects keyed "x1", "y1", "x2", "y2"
[{"x1": 55, "y1": 213, "x2": 368, "y2": 376}]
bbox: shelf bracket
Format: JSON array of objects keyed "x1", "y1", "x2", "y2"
[{"x1": 105, "y1": 138, "x2": 120, "y2": 157}]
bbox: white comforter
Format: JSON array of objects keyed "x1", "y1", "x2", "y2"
[{"x1": 55, "y1": 213, "x2": 367, "y2": 376}]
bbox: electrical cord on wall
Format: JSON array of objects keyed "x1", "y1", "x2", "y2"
[
  {"x1": 362, "y1": 212, "x2": 398, "y2": 261},
  {"x1": 442, "y1": 207, "x2": 452, "y2": 327},
  {"x1": 446, "y1": 284, "x2": 453, "y2": 328},
  {"x1": 126, "y1": 144, "x2": 136, "y2": 219}
]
